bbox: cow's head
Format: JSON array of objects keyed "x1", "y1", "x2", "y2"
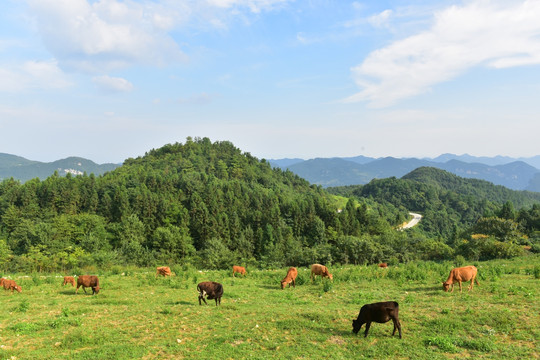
[
  {"x1": 352, "y1": 319, "x2": 362, "y2": 334},
  {"x1": 280, "y1": 281, "x2": 287, "y2": 290},
  {"x1": 442, "y1": 282, "x2": 450, "y2": 292},
  {"x1": 93, "y1": 286, "x2": 100, "y2": 294},
  {"x1": 15, "y1": 285, "x2": 22, "y2": 293}
]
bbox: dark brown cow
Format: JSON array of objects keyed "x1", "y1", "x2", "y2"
[
  {"x1": 281, "y1": 267, "x2": 298, "y2": 289},
  {"x1": 76, "y1": 275, "x2": 100, "y2": 295},
  {"x1": 443, "y1": 266, "x2": 479, "y2": 292},
  {"x1": 378, "y1": 263, "x2": 388, "y2": 268},
  {"x1": 232, "y1": 266, "x2": 247, "y2": 277},
  {"x1": 2, "y1": 279, "x2": 22, "y2": 293},
  {"x1": 310, "y1": 264, "x2": 333, "y2": 281},
  {"x1": 63, "y1": 276, "x2": 76, "y2": 287},
  {"x1": 352, "y1": 301, "x2": 402, "y2": 338},
  {"x1": 156, "y1": 266, "x2": 172, "y2": 277},
  {"x1": 197, "y1": 281, "x2": 223, "y2": 306}
]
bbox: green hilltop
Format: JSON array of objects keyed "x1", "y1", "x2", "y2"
[{"x1": 0, "y1": 137, "x2": 539, "y2": 273}]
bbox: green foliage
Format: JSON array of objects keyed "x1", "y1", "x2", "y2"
[{"x1": 0, "y1": 138, "x2": 538, "y2": 270}]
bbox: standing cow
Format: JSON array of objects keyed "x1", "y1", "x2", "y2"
[
  {"x1": 310, "y1": 264, "x2": 333, "y2": 282},
  {"x1": 76, "y1": 275, "x2": 100, "y2": 295},
  {"x1": 63, "y1": 276, "x2": 76, "y2": 287},
  {"x1": 156, "y1": 266, "x2": 172, "y2": 277},
  {"x1": 352, "y1": 301, "x2": 402, "y2": 338},
  {"x1": 443, "y1": 266, "x2": 479, "y2": 292},
  {"x1": 281, "y1": 267, "x2": 298, "y2": 289},
  {"x1": 232, "y1": 266, "x2": 247, "y2": 277},
  {"x1": 197, "y1": 281, "x2": 224, "y2": 306},
  {"x1": 2, "y1": 279, "x2": 22, "y2": 293}
]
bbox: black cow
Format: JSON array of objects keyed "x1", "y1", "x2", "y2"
[
  {"x1": 197, "y1": 281, "x2": 223, "y2": 306},
  {"x1": 352, "y1": 301, "x2": 402, "y2": 338}
]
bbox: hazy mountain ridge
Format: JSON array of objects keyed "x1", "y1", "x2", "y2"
[
  {"x1": 269, "y1": 154, "x2": 540, "y2": 191},
  {"x1": 0, "y1": 153, "x2": 120, "y2": 182}
]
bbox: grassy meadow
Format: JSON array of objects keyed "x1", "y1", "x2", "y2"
[{"x1": 1, "y1": 256, "x2": 539, "y2": 359}]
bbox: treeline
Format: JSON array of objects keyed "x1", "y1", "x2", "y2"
[
  {"x1": 328, "y1": 167, "x2": 540, "y2": 260},
  {"x1": 0, "y1": 138, "x2": 408, "y2": 272},
  {"x1": 1, "y1": 138, "x2": 538, "y2": 273}
]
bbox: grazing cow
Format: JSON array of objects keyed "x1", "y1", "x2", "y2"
[
  {"x1": 156, "y1": 266, "x2": 172, "y2": 277},
  {"x1": 378, "y1": 263, "x2": 388, "y2": 268},
  {"x1": 197, "y1": 281, "x2": 223, "y2": 306},
  {"x1": 280, "y1": 267, "x2": 298, "y2": 289},
  {"x1": 63, "y1": 276, "x2": 76, "y2": 287},
  {"x1": 76, "y1": 275, "x2": 100, "y2": 295},
  {"x1": 2, "y1": 279, "x2": 22, "y2": 293},
  {"x1": 232, "y1": 266, "x2": 247, "y2": 277},
  {"x1": 310, "y1": 264, "x2": 333, "y2": 282},
  {"x1": 352, "y1": 301, "x2": 402, "y2": 338},
  {"x1": 443, "y1": 266, "x2": 479, "y2": 292}
]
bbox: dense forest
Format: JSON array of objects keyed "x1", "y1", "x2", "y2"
[{"x1": 0, "y1": 138, "x2": 539, "y2": 272}]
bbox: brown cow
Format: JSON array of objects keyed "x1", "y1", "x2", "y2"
[
  {"x1": 197, "y1": 281, "x2": 223, "y2": 306},
  {"x1": 378, "y1": 263, "x2": 388, "y2": 268},
  {"x1": 443, "y1": 266, "x2": 479, "y2": 292},
  {"x1": 232, "y1": 266, "x2": 247, "y2": 277},
  {"x1": 76, "y1": 275, "x2": 100, "y2": 295},
  {"x1": 156, "y1": 266, "x2": 172, "y2": 277},
  {"x1": 63, "y1": 276, "x2": 76, "y2": 287},
  {"x1": 3, "y1": 279, "x2": 22, "y2": 293},
  {"x1": 310, "y1": 264, "x2": 333, "y2": 282},
  {"x1": 281, "y1": 267, "x2": 298, "y2": 289},
  {"x1": 352, "y1": 301, "x2": 402, "y2": 338}
]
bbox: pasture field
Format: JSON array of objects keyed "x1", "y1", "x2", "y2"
[{"x1": 1, "y1": 256, "x2": 539, "y2": 359}]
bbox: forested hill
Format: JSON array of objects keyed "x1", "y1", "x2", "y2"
[
  {"x1": 0, "y1": 138, "x2": 408, "y2": 271},
  {"x1": 328, "y1": 167, "x2": 540, "y2": 240},
  {"x1": 402, "y1": 167, "x2": 540, "y2": 206},
  {"x1": 1, "y1": 139, "x2": 538, "y2": 272}
]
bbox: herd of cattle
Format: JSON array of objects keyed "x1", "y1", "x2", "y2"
[{"x1": 1, "y1": 263, "x2": 480, "y2": 338}]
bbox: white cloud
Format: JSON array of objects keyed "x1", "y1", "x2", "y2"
[
  {"x1": 368, "y1": 9, "x2": 392, "y2": 28},
  {"x1": 92, "y1": 75, "x2": 134, "y2": 92},
  {"x1": 27, "y1": 0, "x2": 188, "y2": 72},
  {"x1": 205, "y1": 0, "x2": 290, "y2": 13},
  {"x1": 345, "y1": 0, "x2": 540, "y2": 107},
  {"x1": 0, "y1": 60, "x2": 72, "y2": 92},
  {"x1": 26, "y1": 0, "x2": 292, "y2": 73}
]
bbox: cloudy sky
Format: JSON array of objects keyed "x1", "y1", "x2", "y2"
[{"x1": 1, "y1": 0, "x2": 539, "y2": 164}]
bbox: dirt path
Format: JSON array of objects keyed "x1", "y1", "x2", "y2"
[{"x1": 399, "y1": 212, "x2": 422, "y2": 230}]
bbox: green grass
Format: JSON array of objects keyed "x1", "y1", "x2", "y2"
[{"x1": 1, "y1": 256, "x2": 539, "y2": 359}]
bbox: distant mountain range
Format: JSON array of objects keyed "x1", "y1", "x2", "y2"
[
  {"x1": 268, "y1": 154, "x2": 540, "y2": 192},
  {"x1": 2, "y1": 152, "x2": 539, "y2": 193},
  {"x1": 0, "y1": 153, "x2": 120, "y2": 182}
]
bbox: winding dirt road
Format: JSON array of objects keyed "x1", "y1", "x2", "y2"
[{"x1": 399, "y1": 212, "x2": 422, "y2": 230}]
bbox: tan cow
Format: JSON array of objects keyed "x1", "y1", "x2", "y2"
[
  {"x1": 281, "y1": 267, "x2": 298, "y2": 289},
  {"x1": 63, "y1": 276, "x2": 76, "y2": 287},
  {"x1": 310, "y1": 264, "x2": 333, "y2": 282},
  {"x1": 232, "y1": 266, "x2": 247, "y2": 277},
  {"x1": 3, "y1": 279, "x2": 22, "y2": 293},
  {"x1": 156, "y1": 266, "x2": 172, "y2": 277},
  {"x1": 443, "y1": 266, "x2": 480, "y2": 292}
]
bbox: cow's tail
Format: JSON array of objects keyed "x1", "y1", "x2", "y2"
[{"x1": 216, "y1": 283, "x2": 223, "y2": 295}]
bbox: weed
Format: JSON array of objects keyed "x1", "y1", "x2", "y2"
[{"x1": 14, "y1": 299, "x2": 29, "y2": 313}]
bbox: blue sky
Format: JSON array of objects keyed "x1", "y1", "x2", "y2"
[{"x1": 1, "y1": 0, "x2": 539, "y2": 164}]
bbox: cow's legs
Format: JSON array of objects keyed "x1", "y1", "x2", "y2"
[{"x1": 364, "y1": 322, "x2": 372, "y2": 337}]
